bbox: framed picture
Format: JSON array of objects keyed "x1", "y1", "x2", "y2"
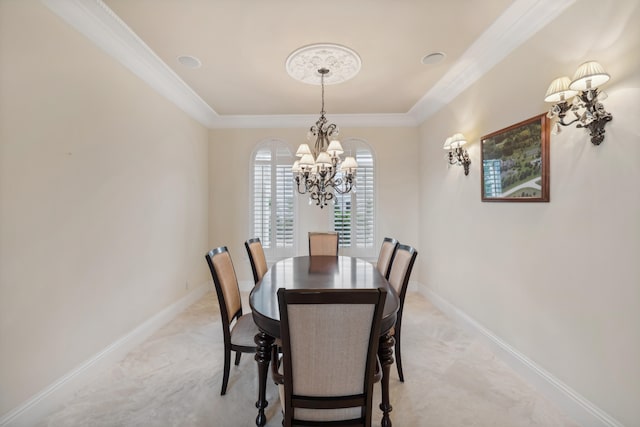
[{"x1": 480, "y1": 113, "x2": 550, "y2": 202}]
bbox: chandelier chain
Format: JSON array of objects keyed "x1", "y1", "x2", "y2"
[{"x1": 320, "y1": 69, "x2": 325, "y2": 115}]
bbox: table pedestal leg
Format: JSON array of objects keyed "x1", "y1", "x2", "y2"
[
  {"x1": 254, "y1": 331, "x2": 274, "y2": 427},
  {"x1": 378, "y1": 332, "x2": 395, "y2": 427}
]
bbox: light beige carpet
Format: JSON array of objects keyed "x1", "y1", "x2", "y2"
[{"x1": 37, "y1": 291, "x2": 578, "y2": 427}]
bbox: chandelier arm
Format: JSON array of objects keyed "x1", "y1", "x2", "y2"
[
  {"x1": 332, "y1": 174, "x2": 355, "y2": 194},
  {"x1": 300, "y1": 175, "x2": 316, "y2": 194},
  {"x1": 333, "y1": 183, "x2": 351, "y2": 195},
  {"x1": 322, "y1": 167, "x2": 338, "y2": 186},
  {"x1": 557, "y1": 116, "x2": 580, "y2": 127},
  {"x1": 296, "y1": 180, "x2": 309, "y2": 195},
  {"x1": 294, "y1": 177, "x2": 304, "y2": 194},
  {"x1": 446, "y1": 151, "x2": 457, "y2": 165}
]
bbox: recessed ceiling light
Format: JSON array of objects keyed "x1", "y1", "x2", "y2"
[
  {"x1": 421, "y1": 52, "x2": 446, "y2": 65},
  {"x1": 177, "y1": 55, "x2": 201, "y2": 69}
]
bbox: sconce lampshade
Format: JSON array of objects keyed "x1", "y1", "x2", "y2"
[
  {"x1": 569, "y1": 61, "x2": 610, "y2": 91},
  {"x1": 544, "y1": 76, "x2": 578, "y2": 102},
  {"x1": 443, "y1": 136, "x2": 453, "y2": 150},
  {"x1": 449, "y1": 133, "x2": 467, "y2": 148}
]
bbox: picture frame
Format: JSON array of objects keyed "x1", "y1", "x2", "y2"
[{"x1": 480, "y1": 113, "x2": 550, "y2": 202}]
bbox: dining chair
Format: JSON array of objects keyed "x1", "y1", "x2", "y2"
[
  {"x1": 244, "y1": 237, "x2": 268, "y2": 284},
  {"x1": 205, "y1": 246, "x2": 259, "y2": 395},
  {"x1": 308, "y1": 231, "x2": 339, "y2": 256},
  {"x1": 272, "y1": 288, "x2": 387, "y2": 427},
  {"x1": 376, "y1": 237, "x2": 399, "y2": 280},
  {"x1": 386, "y1": 243, "x2": 418, "y2": 382}
]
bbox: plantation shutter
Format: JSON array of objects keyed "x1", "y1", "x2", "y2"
[
  {"x1": 332, "y1": 139, "x2": 375, "y2": 255},
  {"x1": 354, "y1": 149, "x2": 374, "y2": 248},
  {"x1": 253, "y1": 148, "x2": 272, "y2": 248},
  {"x1": 333, "y1": 191, "x2": 351, "y2": 247},
  {"x1": 275, "y1": 146, "x2": 294, "y2": 251},
  {"x1": 252, "y1": 141, "x2": 295, "y2": 258}
]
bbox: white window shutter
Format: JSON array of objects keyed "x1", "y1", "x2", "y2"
[
  {"x1": 332, "y1": 140, "x2": 375, "y2": 256},
  {"x1": 252, "y1": 141, "x2": 295, "y2": 258},
  {"x1": 253, "y1": 148, "x2": 272, "y2": 248},
  {"x1": 354, "y1": 150, "x2": 374, "y2": 248}
]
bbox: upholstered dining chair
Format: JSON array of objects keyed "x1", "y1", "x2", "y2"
[
  {"x1": 205, "y1": 246, "x2": 259, "y2": 395},
  {"x1": 376, "y1": 237, "x2": 399, "y2": 280},
  {"x1": 245, "y1": 237, "x2": 268, "y2": 285},
  {"x1": 272, "y1": 288, "x2": 387, "y2": 427},
  {"x1": 308, "y1": 231, "x2": 339, "y2": 256},
  {"x1": 386, "y1": 243, "x2": 418, "y2": 382}
]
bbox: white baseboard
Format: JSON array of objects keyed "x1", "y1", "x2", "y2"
[
  {"x1": 0, "y1": 282, "x2": 212, "y2": 427},
  {"x1": 417, "y1": 284, "x2": 624, "y2": 427}
]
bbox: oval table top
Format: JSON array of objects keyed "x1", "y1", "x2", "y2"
[{"x1": 249, "y1": 255, "x2": 399, "y2": 338}]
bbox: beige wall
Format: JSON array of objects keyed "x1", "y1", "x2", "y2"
[
  {"x1": 417, "y1": 0, "x2": 640, "y2": 425},
  {"x1": 0, "y1": 1, "x2": 209, "y2": 415},
  {"x1": 208, "y1": 127, "x2": 420, "y2": 283}
]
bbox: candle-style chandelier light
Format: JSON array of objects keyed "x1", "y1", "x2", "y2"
[{"x1": 291, "y1": 67, "x2": 357, "y2": 208}]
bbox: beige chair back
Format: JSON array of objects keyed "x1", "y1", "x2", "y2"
[
  {"x1": 276, "y1": 288, "x2": 386, "y2": 426},
  {"x1": 376, "y1": 237, "x2": 399, "y2": 279},
  {"x1": 308, "y1": 231, "x2": 339, "y2": 256},
  {"x1": 387, "y1": 244, "x2": 417, "y2": 295},
  {"x1": 207, "y1": 247, "x2": 242, "y2": 324},
  {"x1": 245, "y1": 237, "x2": 268, "y2": 284}
]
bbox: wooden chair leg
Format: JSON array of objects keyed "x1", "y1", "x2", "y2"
[
  {"x1": 234, "y1": 351, "x2": 242, "y2": 365},
  {"x1": 221, "y1": 346, "x2": 231, "y2": 395},
  {"x1": 395, "y1": 321, "x2": 404, "y2": 382}
]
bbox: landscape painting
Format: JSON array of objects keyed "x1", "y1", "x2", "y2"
[{"x1": 481, "y1": 113, "x2": 550, "y2": 202}]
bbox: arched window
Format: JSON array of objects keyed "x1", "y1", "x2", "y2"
[
  {"x1": 333, "y1": 138, "x2": 375, "y2": 257},
  {"x1": 251, "y1": 139, "x2": 296, "y2": 259}
]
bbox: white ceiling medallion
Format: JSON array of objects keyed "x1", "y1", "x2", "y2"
[{"x1": 286, "y1": 43, "x2": 362, "y2": 85}]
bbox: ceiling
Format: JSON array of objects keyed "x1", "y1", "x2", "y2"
[{"x1": 43, "y1": 0, "x2": 576, "y2": 128}]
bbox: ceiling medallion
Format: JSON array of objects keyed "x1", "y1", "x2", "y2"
[{"x1": 285, "y1": 43, "x2": 362, "y2": 85}]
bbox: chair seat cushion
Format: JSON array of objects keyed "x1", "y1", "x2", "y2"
[{"x1": 230, "y1": 313, "x2": 260, "y2": 347}]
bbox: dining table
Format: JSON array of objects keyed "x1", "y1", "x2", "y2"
[{"x1": 249, "y1": 255, "x2": 400, "y2": 427}]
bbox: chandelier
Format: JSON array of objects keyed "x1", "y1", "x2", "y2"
[{"x1": 292, "y1": 68, "x2": 357, "y2": 208}]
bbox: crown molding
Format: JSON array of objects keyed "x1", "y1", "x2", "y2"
[
  {"x1": 42, "y1": 0, "x2": 574, "y2": 129},
  {"x1": 41, "y1": 0, "x2": 220, "y2": 128},
  {"x1": 409, "y1": 0, "x2": 577, "y2": 122}
]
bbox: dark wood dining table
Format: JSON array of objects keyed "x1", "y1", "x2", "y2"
[{"x1": 249, "y1": 255, "x2": 399, "y2": 427}]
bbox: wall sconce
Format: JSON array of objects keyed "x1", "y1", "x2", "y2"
[
  {"x1": 544, "y1": 61, "x2": 613, "y2": 145},
  {"x1": 443, "y1": 133, "x2": 471, "y2": 176}
]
